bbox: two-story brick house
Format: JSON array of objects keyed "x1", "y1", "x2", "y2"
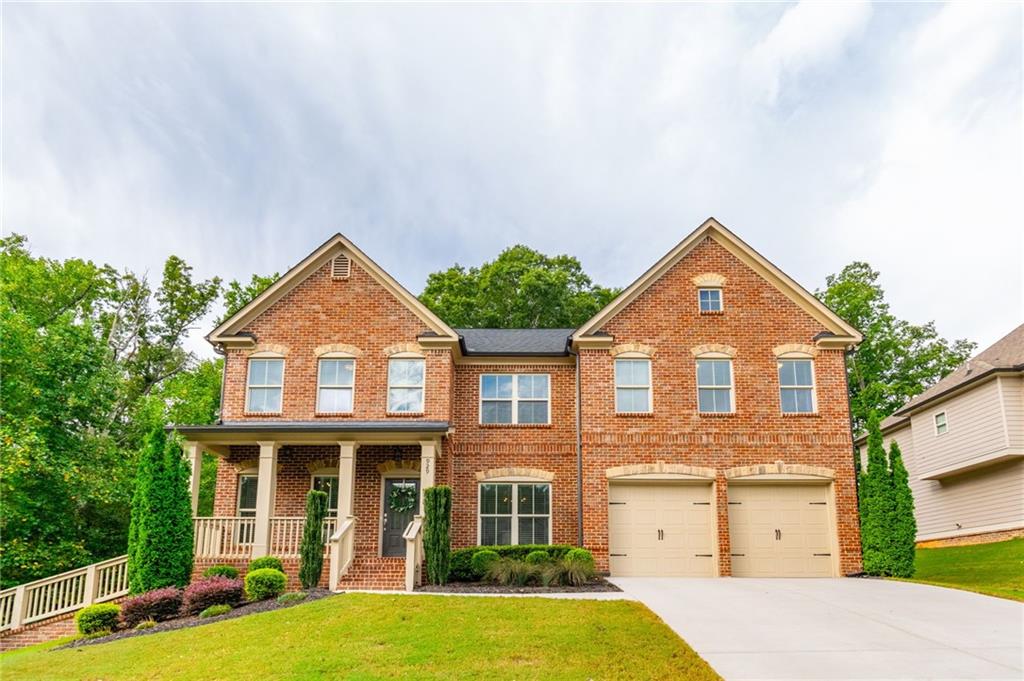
[{"x1": 176, "y1": 218, "x2": 863, "y2": 589}]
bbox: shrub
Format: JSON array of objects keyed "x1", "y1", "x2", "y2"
[
  {"x1": 202, "y1": 564, "x2": 239, "y2": 579},
  {"x1": 76, "y1": 603, "x2": 121, "y2": 636},
  {"x1": 121, "y1": 587, "x2": 183, "y2": 628},
  {"x1": 524, "y1": 550, "x2": 551, "y2": 566},
  {"x1": 181, "y1": 577, "x2": 244, "y2": 616},
  {"x1": 450, "y1": 545, "x2": 574, "y2": 581},
  {"x1": 245, "y1": 568, "x2": 287, "y2": 601},
  {"x1": 249, "y1": 556, "x2": 284, "y2": 573},
  {"x1": 277, "y1": 592, "x2": 307, "y2": 604},
  {"x1": 539, "y1": 562, "x2": 568, "y2": 587},
  {"x1": 135, "y1": 619, "x2": 157, "y2": 631},
  {"x1": 888, "y1": 441, "x2": 917, "y2": 578},
  {"x1": 199, "y1": 604, "x2": 232, "y2": 619},
  {"x1": 564, "y1": 548, "x2": 596, "y2": 586},
  {"x1": 423, "y1": 486, "x2": 452, "y2": 585},
  {"x1": 470, "y1": 550, "x2": 500, "y2": 579},
  {"x1": 299, "y1": 490, "x2": 329, "y2": 590},
  {"x1": 486, "y1": 558, "x2": 536, "y2": 586}
]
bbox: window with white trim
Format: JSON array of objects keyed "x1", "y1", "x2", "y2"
[
  {"x1": 480, "y1": 374, "x2": 550, "y2": 424},
  {"x1": 615, "y1": 359, "x2": 651, "y2": 413},
  {"x1": 934, "y1": 412, "x2": 948, "y2": 435},
  {"x1": 317, "y1": 359, "x2": 355, "y2": 413},
  {"x1": 778, "y1": 359, "x2": 815, "y2": 413},
  {"x1": 698, "y1": 288, "x2": 722, "y2": 312},
  {"x1": 696, "y1": 359, "x2": 733, "y2": 413},
  {"x1": 478, "y1": 482, "x2": 551, "y2": 545},
  {"x1": 311, "y1": 475, "x2": 339, "y2": 514},
  {"x1": 247, "y1": 358, "x2": 284, "y2": 413},
  {"x1": 237, "y1": 474, "x2": 258, "y2": 544},
  {"x1": 388, "y1": 358, "x2": 425, "y2": 413}
]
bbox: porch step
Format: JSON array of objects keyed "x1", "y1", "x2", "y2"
[{"x1": 336, "y1": 556, "x2": 408, "y2": 591}]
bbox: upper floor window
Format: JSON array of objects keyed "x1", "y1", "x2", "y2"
[
  {"x1": 699, "y1": 288, "x2": 722, "y2": 312},
  {"x1": 934, "y1": 412, "x2": 948, "y2": 435},
  {"x1": 317, "y1": 359, "x2": 355, "y2": 414},
  {"x1": 778, "y1": 359, "x2": 815, "y2": 413},
  {"x1": 615, "y1": 359, "x2": 651, "y2": 413},
  {"x1": 696, "y1": 359, "x2": 733, "y2": 413},
  {"x1": 311, "y1": 475, "x2": 340, "y2": 514},
  {"x1": 246, "y1": 358, "x2": 284, "y2": 413},
  {"x1": 478, "y1": 482, "x2": 551, "y2": 545},
  {"x1": 388, "y1": 358, "x2": 425, "y2": 413},
  {"x1": 480, "y1": 374, "x2": 550, "y2": 424}
]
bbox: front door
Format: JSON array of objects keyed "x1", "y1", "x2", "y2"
[{"x1": 382, "y1": 478, "x2": 420, "y2": 557}]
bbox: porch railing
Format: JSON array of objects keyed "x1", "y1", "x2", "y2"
[
  {"x1": 194, "y1": 516, "x2": 339, "y2": 560},
  {"x1": 327, "y1": 517, "x2": 357, "y2": 588},
  {"x1": 0, "y1": 555, "x2": 129, "y2": 632},
  {"x1": 403, "y1": 516, "x2": 424, "y2": 592}
]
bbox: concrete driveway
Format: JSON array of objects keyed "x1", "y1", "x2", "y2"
[{"x1": 609, "y1": 578, "x2": 1023, "y2": 680}]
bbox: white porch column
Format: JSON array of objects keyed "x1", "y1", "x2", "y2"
[
  {"x1": 184, "y1": 441, "x2": 203, "y2": 515},
  {"x1": 251, "y1": 441, "x2": 279, "y2": 558},
  {"x1": 336, "y1": 441, "x2": 357, "y2": 520},
  {"x1": 418, "y1": 440, "x2": 438, "y2": 514}
]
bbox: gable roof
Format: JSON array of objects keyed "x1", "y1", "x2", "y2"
[
  {"x1": 207, "y1": 233, "x2": 458, "y2": 347},
  {"x1": 572, "y1": 217, "x2": 862, "y2": 348},
  {"x1": 893, "y1": 323, "x2": 1024, "y2": 416},
  {"x1": 458, "y1": 328, "x2": 573, "y2": 356}
]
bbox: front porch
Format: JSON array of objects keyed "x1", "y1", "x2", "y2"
[{"x1": 178, "y1": 421, "x2": 448, "y2": 591}]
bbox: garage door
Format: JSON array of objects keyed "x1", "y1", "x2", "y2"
[
  {"x1": 728, "y1": 484, "x2": 834, "y2": 577},
  {"x1": 608, "y1": 483, "x2": 716, "y2": 577}
]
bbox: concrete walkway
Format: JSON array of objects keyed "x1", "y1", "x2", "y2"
[{"x1": 610, "y1": 577, "x2": 1023, "y2": 680}]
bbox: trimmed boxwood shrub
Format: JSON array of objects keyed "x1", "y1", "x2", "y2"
[
  {"x1": 470, "y1": 550, "x2": 500, "y2": 579},
  {"x1": 199, "y1": 604, "x2": 232, "y2": 619},
  {"x1": 564, "y1": 548, "x2": 596, "y2": 586},
  {"x1": 245, "y1": 568, "x2": 287, "y2": 601},
  {"x1": 524, "y1": 550, "x2": 551, "y2": 566},
  {"x1": 76, "y1": 603, "x2": 121, "y2": 636},
  {"x1": 248, "y1": 556, "x2": 284, "y2": 573},
  {"x1": 202, "y1": 564, "x2": 240, "y2": 579},
  {"x1": 450, "y1": 545, "x2": 573, "y2": 581},
  {"x1": 120, "y1": 587, "x2": 182, "y2": 628},
  {"x1": 181, "y1": 577, "x2": 244, "y2": 616}
]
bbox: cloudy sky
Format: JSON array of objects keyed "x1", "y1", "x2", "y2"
[{"x1": 4, "y1": 2, "x2": 1021, "y2": 358}]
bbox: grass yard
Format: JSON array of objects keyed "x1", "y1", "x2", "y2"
[
  {"x1": 907, "y1": 537, "x2": 1024, "y2": 601},
  {"x1": 0, "y1": 593, "x2": 720, "y2": 680}
]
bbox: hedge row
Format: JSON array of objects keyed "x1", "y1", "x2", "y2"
[{"x1": 450, "y1": 545, "x2": 574, "y2": 582}]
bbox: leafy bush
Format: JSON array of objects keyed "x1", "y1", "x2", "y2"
[
  {"x1": 202, "y1": 564, "x2": 240, "y2": 579},
  {"x1": 299, "y1": 490, "x2": 329, "y2": 590},
  {"x1": 277, "y1": 591, "x2": 307, "y2": 604},
  {"x1": 424, "y1": 486, "x2": 452, "y2": 585},
  {"x1": 470, "y1": 550, "x2": 500, "y2": 579},
  {"x1": 249, "y1": 555, "x2": 284, "y2": 572},
  {"x1": 76, "y1": 603, "x2": 121, "y2": 635},
  {"x1": 134, "y1": 619, "x2": 156, "y2": 631},
  {"x1": 450, "y1": 545, "x2": 574, "y2": 581},
  {"x1": 245, "y1": 568, "x2": 287, "y2": 601},
  {"x1": 120, "y1": 587, "x2": 183, "y2": 627},
  {"x1": 199, "y1": 604, "x2": 232, "y2": 619},
  {"x1": 486, "y1": 558, "x2": 537, "y2": 586},
  {"x1": 564, "y1": 548, "x2": 596, "y2": 586},
  {"x1": 524, "y1": 550, "x2": 551, "y2": 566},
  {"x1": 181, "y1": 576, "x2": 244, "y2": 616}
]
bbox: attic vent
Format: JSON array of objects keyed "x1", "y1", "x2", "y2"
[{"x1": 332, "y1": 255, "x2": 350, "y2": 279}]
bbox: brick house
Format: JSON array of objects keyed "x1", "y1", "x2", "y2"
[{"x1": 177, "y1": 217, "x2": 864, "y2": 590}]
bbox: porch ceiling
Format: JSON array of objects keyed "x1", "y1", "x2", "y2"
[{"x1": 169, "y1": 421, "x2": 450, "y2": 452}]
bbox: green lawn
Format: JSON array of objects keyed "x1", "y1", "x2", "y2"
[
  {"x1": 907, "y1": 537, "x2": 1024, "y2": 601},
  {"x1": 0, "y1": 593, "x2": 720, "y2": 680}
]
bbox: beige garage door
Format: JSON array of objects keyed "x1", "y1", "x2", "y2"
[
  {"x1": 608, "y1": 483, "x2": 716, "y2": 577},
  {"x1": 728, "y1": 483, "x2": 834, "y2": 577}
]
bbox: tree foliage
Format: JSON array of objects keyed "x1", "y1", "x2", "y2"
[
  {"x1": 299, "y1": 490, "x2": 329, "y2": 589},
  {"x1": 858, "y1": 413, "x2": 916, "y2": 577},
  {"x1": 423, "y1": 486, "x2": 453, "y2": 585},
  {"x1": 220, "y1": 273, "x2": 278, "y2": 324},
  {"x1": 419, "y1": 245, "x2": 619, "y2": 328},
  {"x1": 817, "y1": 262, "x2": 974, "y2": 432}
]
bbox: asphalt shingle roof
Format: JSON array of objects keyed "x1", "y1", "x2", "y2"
[{"x1": 456, "y1": 328, "x2": 573, "y2": 356}]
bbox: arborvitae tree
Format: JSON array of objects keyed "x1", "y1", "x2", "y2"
[
  {"x1": 128, "y1": 422, "x2": 194, "y2": 592},
  {"x1": 299, "y1": 490, "x2": 329, "y2": 589},
  {"x1": 888, "y1": 441, "x2": 917, "y2": 578},
  {"x1": 423, "y1": 486, "x2": 452, "y2": 585},
  {"x1": 859, "y1": 412, "x2": 895, "y2": 575}
]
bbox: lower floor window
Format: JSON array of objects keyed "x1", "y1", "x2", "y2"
[
  {"x1": 237, "y1": 474, "x2": 258, "y2": 544},
  {"x1": 312, "y1": 475, "x2": 340, "y2": 515},
  {"x1": 479, "y1": 482, "x2": 551, "y2": 545}
]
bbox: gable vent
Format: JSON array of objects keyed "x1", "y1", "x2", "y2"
[{"x1": 331, "y1": 254, "x2": 350, "y2": 279}]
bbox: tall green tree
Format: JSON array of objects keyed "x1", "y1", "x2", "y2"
[
  {"x1": 888, "y1": 441, "x2": 917, "y2": 578},
  {"x1": 299, "y1": 490, "x2": 329, "y2": 589},
  {"x1": 423, "y1": 486, "x2": 452, "y2": 585},
  {"x1": 817, "y1": 262, "x2": 974, "y2": 432},
  {"x1": 420, "y1": 245, "x2": 619, "y2": 328},
  {"x1": 859, "y1": 413, "x2": 894, "y2": 575}
]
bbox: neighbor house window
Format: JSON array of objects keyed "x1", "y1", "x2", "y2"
[
  {"x1": 934, "y1": 412, "x2": 948, "y2": 435},
  {"x1": 480, "y1": 374, "x2": 550, "y2": 424},
  {"x1": 246, "y1": 358, "x2": 284, "y2": 413},
  {"x1": 778, "y1": 359, "x2": 815, "y2": 413},
  {"x1": 696, "y1": 359, "x2": 733, "y2": 413},
  {"x1": 311, "y1": 475, "x2": 339, "y2": 514},
  {"x1": 615, "y1": 359, "x2": 652, "y2": 413},
  {"x1": 237, "y1": 474, "x2": 258, "y2": 544},
  {"x1": 478, "y1": 482, "x2": 551, "y2": 545},
  {"x1": 699, "y1": 288, "x2": 722, "y2": 312},
  {"x1": 317, "y1": 358, "x2": 355, "y2": 413},
  {"x1": 388, "y1": 358, "x2": 425, "y2": 413}
]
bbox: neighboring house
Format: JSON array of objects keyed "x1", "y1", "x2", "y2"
[
  {"x1": 177, "y1": 217, "x2": 865, "y2": 589},
  {"x1": 855, "y1": 324, "x2": 1024, "y2": 547}
]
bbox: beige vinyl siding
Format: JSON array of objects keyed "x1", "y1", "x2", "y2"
[
  {"x1": 912, "y1": 459, "x2": 1024, "y2": 539},
  {"x1": 911, "y1": 379, "x2": 1008, "y2": 474},
  {"x1": 1000, "y1": 375, "x2": 1024, "y2": 449}
]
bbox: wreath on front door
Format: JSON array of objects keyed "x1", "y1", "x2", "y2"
[{"x1": 388, "y1": 485, "x2": 417, "y2": 514}]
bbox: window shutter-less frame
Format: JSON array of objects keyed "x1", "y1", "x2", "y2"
[{"x1": 332, "y1": 254, "x2": 351, "y2": 279}]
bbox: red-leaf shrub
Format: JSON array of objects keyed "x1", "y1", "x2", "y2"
[
  {"x1": 121, "y1": 587, "x2": 183, "y2": 627},
  {"x1": 181, "y1": 577, "x2": 244, "y2": 616}
]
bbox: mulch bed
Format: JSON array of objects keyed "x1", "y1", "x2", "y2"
[
  {"x1": 57, "y1": 589, "x2": 333, "y2": 650},
  {"x1": 416, "y1": 578, "x2": 620, "y2": 594}
]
